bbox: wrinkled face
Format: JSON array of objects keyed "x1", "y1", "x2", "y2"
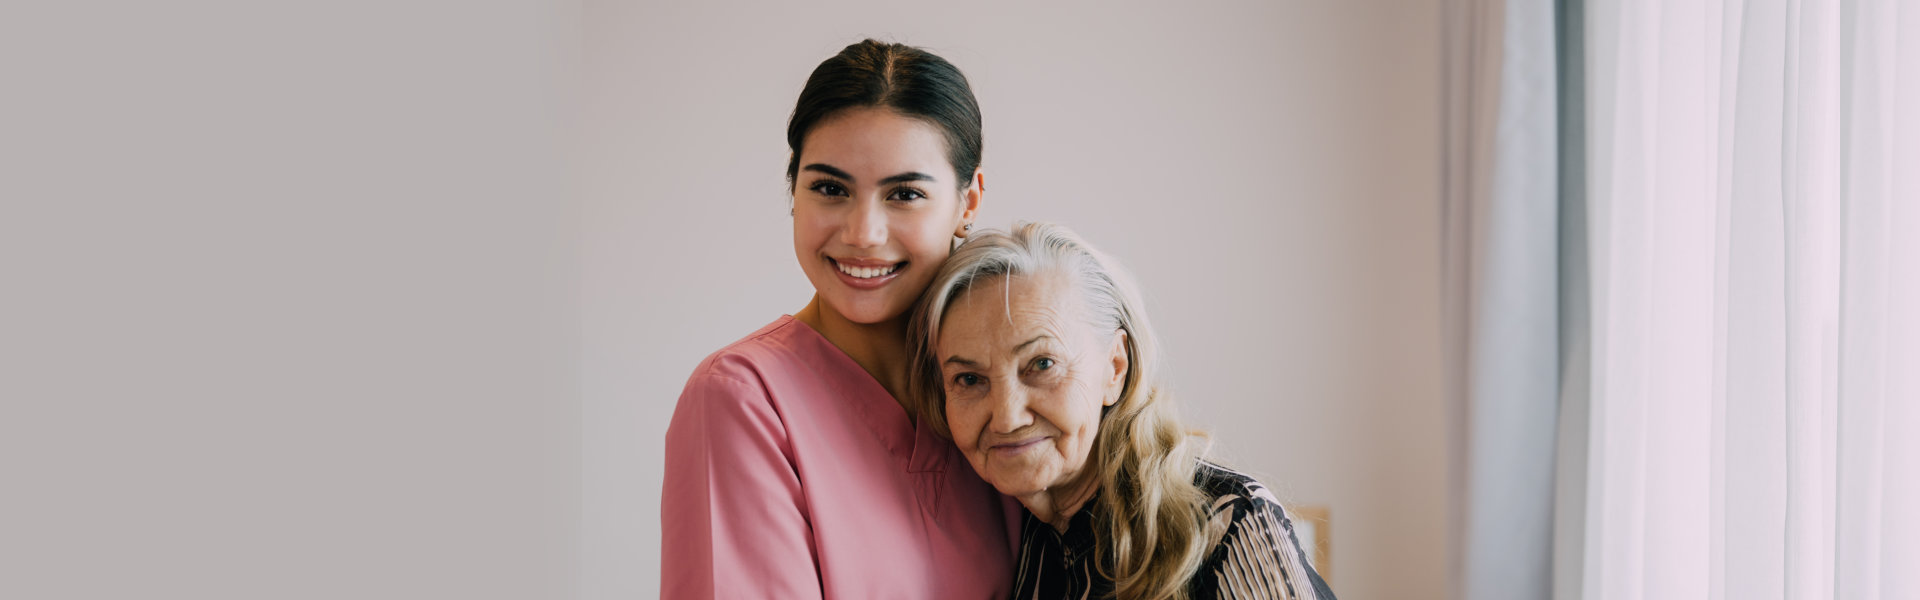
[
  {"x1": 936, "y1": 273, "x2": 1128, "y2": 499},
  {"x1": 793, "y1": 107, "x2": 976, "y2": 325}
]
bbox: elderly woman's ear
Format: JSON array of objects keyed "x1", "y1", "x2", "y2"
[{"x1": 1104, "y1": 329, "x2": 1129, "y2": 407}]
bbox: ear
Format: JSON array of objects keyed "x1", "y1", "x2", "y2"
[
  {"x1": 1104, "y1": 328, "x2": 1130, "y2": 407},
  {"x1": 955, "y1": 168, "x2": 984, "y2": 238}
]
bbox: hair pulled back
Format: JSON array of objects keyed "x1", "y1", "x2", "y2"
[{"x1": 786, "y1": 39, "x2": 983, "y2": 191}]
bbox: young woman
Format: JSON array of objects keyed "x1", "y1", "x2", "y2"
[{"x1": 660, "y1": 40, "x2": 1014, "y2": 598}]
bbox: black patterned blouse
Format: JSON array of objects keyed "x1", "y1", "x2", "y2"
[{"x1": 1010, "y1": 461, "x2": 1335, "y2": 600}]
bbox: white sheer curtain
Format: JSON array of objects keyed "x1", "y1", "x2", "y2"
[{"x1": 1571, "y1": 1, "x2": 1920, "y2": 599}]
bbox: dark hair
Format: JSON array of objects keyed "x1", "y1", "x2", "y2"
[{"x1": 786, "y1": 39, "x2": 983, "y2": 192}]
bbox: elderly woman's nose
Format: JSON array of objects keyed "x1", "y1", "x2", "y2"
[{"x1": 986, "y1": 384, "x2": 1034, "y2": 434}]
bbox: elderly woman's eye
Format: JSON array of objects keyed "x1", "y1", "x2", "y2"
[
  {"x1": 1032, "y1": 357, "x2": 1055, "y2": 371},
  {"x1": 953, "y1": 373, "x2": 982, "y2": 387}
]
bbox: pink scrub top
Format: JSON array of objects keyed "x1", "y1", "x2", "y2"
[{"x1": 662, "y1": 315, "x2": 1019, "y2": 598}]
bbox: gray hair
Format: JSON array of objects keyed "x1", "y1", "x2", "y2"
[{"x1": 907, "y1": 221, "x2": 1211, "y2": 600}]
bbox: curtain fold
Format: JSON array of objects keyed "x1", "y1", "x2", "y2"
[
  {"x1": 1571, "y1": 0, "x2": 1920, "y2": 598},
  {"x1": 1442, "y1": 1, "x2": 1561, "y2": 599}
]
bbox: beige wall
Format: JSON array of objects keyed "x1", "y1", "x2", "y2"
[
  {"x1": 584, "y1": 1, "x2": 1450, "y2": 598},
  {"x1": 7, "y1": 1, "x2": 1450, "y2": 598},
  {"x1": 5, "y1": 1, "x2": 581, "y2": 599},
  {"x1": 10, "y1": 1, "x2": 1447, "y2": 598}
]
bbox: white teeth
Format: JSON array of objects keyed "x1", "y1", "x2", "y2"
[{"x1": 836, "y1": 260, "x2": 898, "y2": 279}]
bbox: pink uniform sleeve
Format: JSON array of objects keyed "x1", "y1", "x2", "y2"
[{"x1": 661, "y1": 371, "x2": 822, "y2": 598}]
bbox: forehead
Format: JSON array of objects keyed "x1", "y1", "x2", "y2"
[
  {"x1": 939, "y1": 272, "x2": 1085, "y2": 354},
  {"x1": 799, "y1": 108, "x2": 954, "y2": 180}
]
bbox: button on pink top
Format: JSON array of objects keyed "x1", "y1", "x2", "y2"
[{"x1": 663, "y1": 316, "x2": 1019, "y2": 598}]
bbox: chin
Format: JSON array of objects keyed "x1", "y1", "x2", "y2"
[
  {"x1": 982, "y1": 471, "x2": 1049, "y2": 498},
  {"x1": 984, "y1": 480, "x2": 1036, "y2": 498},
  {"x1": 830, "y1": 296, "x2": 909, "y2": 324},
  {"x1": 845, "y1": 306, "x2": 898, "y2": 324}
]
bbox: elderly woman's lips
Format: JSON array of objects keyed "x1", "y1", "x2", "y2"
[{"x1": 988, "y1": 437, "x2": 1048, "y2": 457}]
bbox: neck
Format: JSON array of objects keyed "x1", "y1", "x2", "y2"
[
  {"x1": 793, "y1": 296, "x2": 912, "y2": 411},
  {"x1": 1020, "y1": 470, "x2": 1101, "y2": 534}
]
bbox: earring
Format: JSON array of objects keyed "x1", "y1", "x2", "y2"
[{"x1": 964, "y1": 223, "x2": 973, "y2": 231}]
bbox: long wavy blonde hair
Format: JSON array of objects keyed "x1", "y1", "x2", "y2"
[{"x1": 908, "y1": 222, "x2": 1210, "y2": 600}]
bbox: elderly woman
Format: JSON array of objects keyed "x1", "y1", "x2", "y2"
[{"x1": 909, "y1": 223, "x2": 1336, "y2": 600}]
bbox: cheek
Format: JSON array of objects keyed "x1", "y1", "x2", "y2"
[
  {"x1": 903, "y1": 205, "x2": 960, "y2": 253},
  {"x1": 946, "y1": 401, "x2": 982, "y2": 449},
  {"x1": 1054, "y1": 382, "x2": 1106, "y2": 444},
  {"x1": 791, "y1": 220, "x2": 823, "y2": 262},
  {"x1": 793, "y1": 210, "x2": 834, "y2": 247}
]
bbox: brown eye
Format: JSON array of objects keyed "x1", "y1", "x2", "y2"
[
  {"x1": 953, "y1": 373, "x2": 982, "y2": 387},
  {"x1": 809, "y1": 181, "x2": 848, "y2": 197}
]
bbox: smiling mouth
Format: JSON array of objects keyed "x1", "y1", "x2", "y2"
[{"x1": 831, "y1": 258, "x2": 905, "y2": 279}]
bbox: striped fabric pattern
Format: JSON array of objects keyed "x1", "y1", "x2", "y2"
[{"x1": 1009, "y1": 462, "x2": 1335, "y2": 600}]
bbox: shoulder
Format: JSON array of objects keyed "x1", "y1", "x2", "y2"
[
  {"x1": 1193, "y1": 462, "x2": 1302, "y2": 560},
  {"x1": 669, "y1": 317, "x2": 824, "y2": 436},
  {"x1": 1191, "y1": 461, "x2": 1332, "y2": 599},
  {"x1": 682, "y1": 316, "x2": 816, "y2": 392},
  {"x1": 1195, "y1": 461, "x2": 1286, "y2": 518}
]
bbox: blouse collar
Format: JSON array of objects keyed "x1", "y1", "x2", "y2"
[{"x1": 1033, "y1": 489, "x2": 1102, "y2": 566}]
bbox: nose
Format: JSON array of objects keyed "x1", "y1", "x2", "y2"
[
  {"x1": 986, "y1": 383, "x2": 1034, "y2": 435},
  {"x1": 839, "y1": 199, "x2": 887, "y2": 249}
]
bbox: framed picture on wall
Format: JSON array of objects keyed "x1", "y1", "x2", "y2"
[{"x1": 1289, "y1": 505, "x2": 1332, "y2": 580}]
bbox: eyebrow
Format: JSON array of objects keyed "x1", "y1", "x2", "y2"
[
  {"x1": 802, "y1": 163, "x2": 939, "y2": 186},
  {"x1": 1013, "y1": 335, "x2": 1054, "y2": 353},
  {"x1": 941, "y1": 335, "x2": 1054, "y2": 369}
]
